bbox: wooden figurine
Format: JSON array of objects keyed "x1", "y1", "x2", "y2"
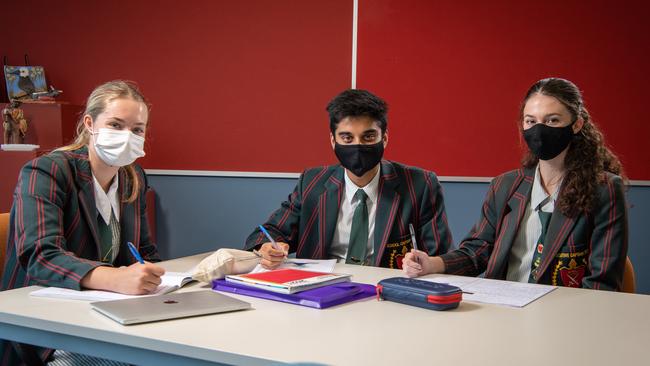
[{"x1": 2, "y1": 101, "x2": 28, "y2": 144}]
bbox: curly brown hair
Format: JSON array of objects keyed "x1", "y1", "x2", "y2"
[{"x1": 520, "y1": 78, "x2": 625, "y2": 217}]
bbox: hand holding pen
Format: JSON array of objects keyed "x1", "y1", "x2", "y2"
[
  {"x1": 403, "y1": 224, "x2": 426, "y2": 278},
  {"x1": 81, "y1": 242, "x2": 165, "y2": 295},
  {"x1": 402, "y1": 226, "x2": 447, "y2": 278},
  {"x1": 120, "y1": 241, "x2": 165, "y2": 294},
  {"x1": 257, "y1": 225, "x2": 290, "y2": 270}
]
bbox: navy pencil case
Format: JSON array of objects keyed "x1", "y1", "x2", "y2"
[{"x1": 376, "y1": 277, "x2": 462, "y2": 311}]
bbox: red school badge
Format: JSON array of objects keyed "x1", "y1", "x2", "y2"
[
  {"x1": 558, "y1": 259, "x2": 586, "y2": 287},
  {"x1": 395, "y1": 254, "x2": 405, "y2": 269},
  {"x1": 387, "y1": 239, "x2": 411, "y2": 269}
]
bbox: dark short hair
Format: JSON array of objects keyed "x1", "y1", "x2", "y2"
[{"x1": 326, "y1": 89, "x2": 388, "y2": 134}]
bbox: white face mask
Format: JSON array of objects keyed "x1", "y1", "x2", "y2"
[{"x1": 91, "y1": 128, "x2": 145, "y2": 167}]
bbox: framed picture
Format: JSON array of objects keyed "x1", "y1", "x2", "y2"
[{"x1": 4, "y1": 65, "x2": 48, "y2": 100}]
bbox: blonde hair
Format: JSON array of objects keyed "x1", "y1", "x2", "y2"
[{"x1": 60, "y1": 80, "x2": 149, "y2": 203}]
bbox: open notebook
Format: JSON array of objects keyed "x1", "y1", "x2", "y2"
[{"x1": 30, "y1": 271, "x2": 195, "y2": 302}]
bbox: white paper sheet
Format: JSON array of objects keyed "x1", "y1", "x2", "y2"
[
  {"x1": 30, "y1": 271, "x2": 194, "y2": 302},
  {"x1": 249, "y1": 258, "x2": 337, "y2": 274},
  {"x1": 422, "y1": 275, "x2": 556, "y2": 307}
]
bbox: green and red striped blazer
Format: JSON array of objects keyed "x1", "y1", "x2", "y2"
[
  {"x1": 245, "y1": 160, "x2": 453, "y2": 269},
  {"x1": 440, "y1": 168, "x2": 628, "y2": 290},
  {"x1": 1, "y1": 146, "x2": 159, "y2": 365}
]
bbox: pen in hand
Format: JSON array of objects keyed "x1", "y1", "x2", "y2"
[
  {"x1": 258, "y1": 225, "x2": 287, "y2": 255},
  {"x1": 409, "y1": 223, "x2": 419, "y2": 265},
  {"x1": 127, "y1": 241, "x2": 145, "y2": 264}
]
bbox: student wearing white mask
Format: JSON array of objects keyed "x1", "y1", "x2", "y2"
[{"x1": 1, "y1": 80, "x2": 164, "y2": 365}]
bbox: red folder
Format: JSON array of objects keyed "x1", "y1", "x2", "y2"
[{"x1": 225, "y1": 269, "x2": 351, "y2": 294}]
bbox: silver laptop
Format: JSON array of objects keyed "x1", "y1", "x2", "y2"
[{"x1": 91, "y1": 290, "x2": 251, "y2": 325}]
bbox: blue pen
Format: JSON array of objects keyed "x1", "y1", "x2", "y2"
[
  {"x1": 127, "y1": 241, "x2": 145, "y2": 264},
  {"x1": 258, "y1": 225, "x2": 285, "y2": 253}
]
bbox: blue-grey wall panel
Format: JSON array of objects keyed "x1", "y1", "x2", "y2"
[
  {"x1": 147, "y1": 175, "x2": 649, "y2": 294},
  {"x1": 147, "y1": 175, "x2": 298, "y2": 259},
  {"x1": 626, "y1": 186, "x2": 650, "y2": 294}
]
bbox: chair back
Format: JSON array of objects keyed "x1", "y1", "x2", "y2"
[
  {"x1": 0, "y1": 212, "x2": 9, "y2": 283},
  {"x1": 621, "y1": 256, "x2": 636, "y2": 293}
]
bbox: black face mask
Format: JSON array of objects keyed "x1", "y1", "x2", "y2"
[
  {"x1": 523, "y1": 123, "x2": 575, "y2": 160},
  {"x1": 334, "y1": 141, "x2": 384, "y2": 177}
]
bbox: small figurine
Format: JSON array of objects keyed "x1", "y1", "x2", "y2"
[{"x1": 2, "y1": 100, "x2": 28, "y2": 144}]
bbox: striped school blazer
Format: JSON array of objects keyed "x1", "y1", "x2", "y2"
[
  {"x1": 245, "y1": 160, "x2": 453, "y2": 269},
  {"x1": 440, "y1": 167, "x2": 628, "y2": 290},
  {"x1": 1, "y1": 146, "x2": 159, "y2": 365}
]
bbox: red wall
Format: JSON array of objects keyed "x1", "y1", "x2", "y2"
[
  {"x1": 2, "y1": 0, "x2": 352, "y2": 172},
  {"x1": 358, "y1": 0, "x2": 650, "y2": 179},
  {"x1": 3, "y1": 0, "x2": 649, "y2": 179}
]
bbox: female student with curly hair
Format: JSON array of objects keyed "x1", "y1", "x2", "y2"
[
  {"x1": 1, "y1": 80, "x2": 164, "y2": 365},
  {"x1": 403, "y1": 77, "x2": 628, "y2": 290}
]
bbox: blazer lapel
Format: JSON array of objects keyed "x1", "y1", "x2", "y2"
[
  {"x1": 314, "y1": 168, "x2": 344, "y2": 259},
  {"x1": 484, "y1": 168, "x2": 534, "y2": 278},
  {"x1": 73, "y1": 152, "x2": 103, "y2": 258},
  {"x1": 533, "y1": 209, "x2": 577, "y2": 282},
  {"x1": 372, "y1": 161, "x2": 401, "y2": 266}
]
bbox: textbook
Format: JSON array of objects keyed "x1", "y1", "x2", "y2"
[
  {"x1": 30, "y1": 271, "x2": 195, "y2": 302},
  {"x1": 225, "y1": 268, "x2": 351, "y2": 294},
  {"x1": 158, "y1": 271, "x2": 196, "y2": 292}
]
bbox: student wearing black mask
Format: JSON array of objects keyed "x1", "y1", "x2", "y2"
[
  {"x1": 403, "y1": 78, "x2": 628, "y2": 290},
  {"x1": 245, "y1": 89, "x2": 452, "y2": 269}
]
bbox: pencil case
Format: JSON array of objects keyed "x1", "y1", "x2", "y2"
[{"x1": 376, "y1": 277, "x2": 462, "y2": 311}]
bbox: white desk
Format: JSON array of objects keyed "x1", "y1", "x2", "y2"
[{"x1": 1, "y1": 252, "x2": 649, "y2": 366}]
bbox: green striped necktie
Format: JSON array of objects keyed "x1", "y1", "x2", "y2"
[{"x1": 346, "y1": 189, "x2": 369, "y2": 265}]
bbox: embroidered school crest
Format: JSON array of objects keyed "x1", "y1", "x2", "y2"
[
  {"x1": 552, "y1": 249, "x2": 588, "y2": 287},
  {"x1": 383, "y1": 238, "x2": 413, "y2": 269},
  {"x1": 558, "y1": 259, "x2": 586, "y2": 287}
]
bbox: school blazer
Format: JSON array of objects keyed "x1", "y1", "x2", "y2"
[
  {"x1": 1, "y1": 146, "x2": 159, "y2": 292},
  {"x1": 440, "y1": 168, "x2": 628, "y2": 290},
  {"x1": 245, "y1": 160, "x2": 453, "y2": 269},
  {"x1": 1, "y1": 147, "x2": 160, "y2": 366}
]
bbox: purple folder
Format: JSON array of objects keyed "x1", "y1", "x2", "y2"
[{"x1": 212, "y1": 279, "x2": 376, "y2": 309}]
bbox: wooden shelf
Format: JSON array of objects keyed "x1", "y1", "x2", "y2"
[
  {"x1": 1, "y1": 102, "x2": 81, "y2": 212},
  {"x1": 1, "y1": 101, "x2": 82, "y2": 150}
]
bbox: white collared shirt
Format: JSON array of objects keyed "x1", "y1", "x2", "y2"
[
  {"x1": 328, "y1": 168, "x2": 380, "y2": 263},
  {"x1": 506, "y1": 165, "x2": 560, "y2": 282},
  {"x1": 92, "y1": 173, "x2": 120, "y2": 225}
]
